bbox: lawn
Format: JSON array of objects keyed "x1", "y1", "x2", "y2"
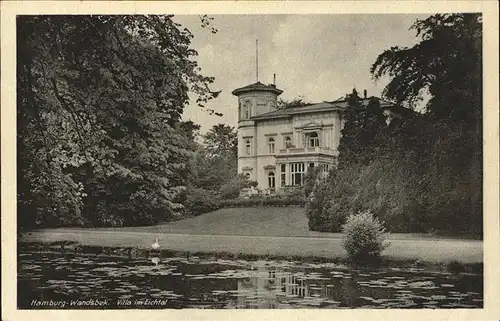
[
  {"x1": 100, "y1": 207, "x2": 315, "y2": 237},
  {"x1": 86, "y1": 207, "x2": 469, "y2": 240},
  {"x1": 23, "y1": 207, "x2": 483, "y2": 263}
]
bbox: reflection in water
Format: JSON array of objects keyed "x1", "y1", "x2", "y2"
[
  {"x1": 236, "y1": 268, "x2": 314, "y2": 308},
  {"x1": 233, "y1": 266, "x2": 362, "y2": 308},
  {"x1": 18, "y1": 251, "x2": 483, "y2": 309}
]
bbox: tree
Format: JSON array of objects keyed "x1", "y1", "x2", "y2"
[
  {"x1": 371, "y1": 14, "x2": 482, "y2": 123},
  {"x1": 17, "y1": 15, "x2": 220, "y2": 229},
  {"x1": 338, "y1": 92, "x2": 387, "y2": 167},
  {"x1": 202, "y1": 123, "x2": 238, "y2": 158},
  {"x1": 371, "y1": 13, "x2": 482, "y2": 236},
  {"x1": 277, "y1": 95, "x2": 311, "y2": 109},
  {"x1": 178, "y1": 120, "x2": 201, "y2": 143},
  {"x1": 188, "y1": 124, "x2": 238, "y2": 191},
  {"x1": 308, "y1": 14, "x2": 482, "y2": 237}
]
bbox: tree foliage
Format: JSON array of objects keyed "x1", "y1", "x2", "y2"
[
  {"x1": 202, "y1": 124, "x2": 238, "y2": 158},
  {"x1": 18, "y1": 15, "x2": 219, "y2": 229},
  {"x1": 277, "y1": 95, "x2": 311, "y2": 109},
  {"x1": 371, "y1": 13, "x2": 482, "y2": 122},
  {"x1": 308, "y1": 14, "x2": 482, "y2": 237},
  {"x1": 338, "y1": 93, "x2": 388, "y2": 167},
  {"x1": 181, "y1": 124, "x2": 240, "y2": 214}
]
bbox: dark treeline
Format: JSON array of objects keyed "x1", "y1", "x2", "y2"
[
  {"x1": 307, "y1": 14, "x2": 482, "y2": 238},
  {"x1": 17, "y1": 15, "x2": 222, "y2": 230}
]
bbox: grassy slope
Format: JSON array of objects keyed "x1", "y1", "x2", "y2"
[
  {"x1": 24, "y1": 208, "x2": 483, "y2": 263},
  {"x1": 108, "y1": 207, "x2": 314, "y2": 237},
  {"x1": 55, "y1": 207, "x2": 472, "y2": 240}
]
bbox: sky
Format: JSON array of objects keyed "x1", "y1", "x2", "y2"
[{"x1": 173, "y1": 14, "x2": 429, "y2": 134}]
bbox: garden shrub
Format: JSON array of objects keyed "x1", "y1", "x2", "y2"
[
  {"x1": 219, "y1": 197, "x2": 305, "y2": 208},
  {"x1": 183, "y1": 187, "x2": 220, "y2": 216},
  {"x1": 306, "y1": 157, "x2": 427, "y2": 233},
  {"x1": 341, "y1": 210, "x2": 390, "y2": 263},
  {"x1": 219, "y1": 173, "x2": 257, "y2": 199},
  {"x1": 304, "y1": 166, "x2": 322, "y2": 197},
  {"x1": 280, "y1": 186, "x2": 305, "y2": 200},
  {"x1": 306, "y1": 167, "x2": 358, "y2": 232}
]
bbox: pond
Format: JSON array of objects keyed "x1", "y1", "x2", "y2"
[{"x1": 18, "y1": 250, "x2": 483, "y2": 309}]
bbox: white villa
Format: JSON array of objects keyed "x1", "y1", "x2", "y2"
[{"x1": 232, "y1": 81, "x2": 401, "y2": 192}]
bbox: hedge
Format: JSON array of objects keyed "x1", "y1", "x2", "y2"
[{"x1": 219, "y1": 197, "x2": 305, "y2": 208}]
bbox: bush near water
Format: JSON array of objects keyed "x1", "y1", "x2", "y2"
[{"x1": 341, "y1": 210, "x2": 390, "y2": 262}]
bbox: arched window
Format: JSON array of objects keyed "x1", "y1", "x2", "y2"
[
  {"x1": 245, "y1": 139, "x2": 251, "y2": 156},
  {"x1": 268, "y1": 137, "x2": 275, "y2": 154},
  {"x1": 268, "y1": 171, "x2": 275, "y2": 188},
  {"x1": 284, "y1": 136, "x2": 292, "y2": 148}
]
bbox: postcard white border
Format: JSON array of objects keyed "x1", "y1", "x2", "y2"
[{"x1": 2, "y1": 1, "x2": 499, "y2": 320}]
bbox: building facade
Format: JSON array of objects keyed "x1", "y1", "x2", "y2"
[{"x1": 232, "y1": 81, "x2": 397, "y2": 193}]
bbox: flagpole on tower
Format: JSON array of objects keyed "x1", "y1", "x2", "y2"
[{"x1": 256, "y1": 39, "x2": 259, "y2": 82}]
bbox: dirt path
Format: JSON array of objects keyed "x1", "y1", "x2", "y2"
[{"x1": 21, "y1": 229, "x2": 483, "y2": 263}]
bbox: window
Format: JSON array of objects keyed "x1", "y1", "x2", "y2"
[
  {"x1": 245, "y1": 139, "x2": 251, "y2": 156},
  {"x1": 306, "y1": 132, "x2": 319, "y2": 148},
  {"x1": 280, "y1": 164, "x2": 286, "y2": 187},
  {"x1": 268, "y1": 137, "x2": 275, "y2": 154},
  {"x1": 284, "y1": 136, "x2": 292, "y2": 148},
  {"x1": 244, "y1": 101, "x2": 251, "y2": 119},
  {"x1": 290, "y1": 162, "x2": 305, "y2": 186},
  {"x1": 320, "y1": 163, "x2": 330, "y2": 176},
  {"x1": 268, "y1": 171, "x2": 275, "y2": 188}
]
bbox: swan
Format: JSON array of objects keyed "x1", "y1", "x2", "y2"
[
  {"x1": 151, "y1": 257, "x2": 160, "y2": 266},
  {"x1": 152, "y1": 237, "x2": 160, "y2": 250}
]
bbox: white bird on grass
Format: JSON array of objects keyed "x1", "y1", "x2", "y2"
[{"x1": 152, "y1": 237, "x2": 160, "y2": 250}]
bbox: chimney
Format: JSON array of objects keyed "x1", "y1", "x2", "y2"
[
  {"x1": 363, "y1": 89, "x2": 367, "y2": 99},
  {"x1": 269, "y1": 73, "x2": 276, "y2": 88}
]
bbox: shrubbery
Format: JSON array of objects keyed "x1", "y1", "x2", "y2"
[
  {"x1": 304, "y1": 167, "x2": 322, "y2": 197},
  {"x1": 305, "y1": 14, "x2": 483, "y2": 239},
  {"x1": 342, "y1": 210, "x2": 390, "y2": 262},
  {"x1": 183, "y1": 187, "x2": 220, "y2": 216},
  {"x1": 219, "y1": 174, "x2": 251, "y2": 199},
  {"x1": 280, "y1": 186, "x2": 306, "y2": 200},
  {"x1": 306, "y1": 165, "x2": 359, "y2": 232},
  {"x1": 219, "y1": 196, "x2": 305, "y2": 208}
]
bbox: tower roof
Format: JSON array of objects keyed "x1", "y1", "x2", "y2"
[{"x1": 232, "y1": 81, "x2": 283, "y2": 96}]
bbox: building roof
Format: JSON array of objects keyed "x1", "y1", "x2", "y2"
[
  {"x1": 250, "y1": 96, "x2": 400, "y2": 121},
  {"x1": 232, "y1": 81, "x2": 283, "y2": 96}
]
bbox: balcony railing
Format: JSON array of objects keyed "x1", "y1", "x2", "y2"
[{"x1": 278, "y1": 146, "x2": 337, "y2": 156}]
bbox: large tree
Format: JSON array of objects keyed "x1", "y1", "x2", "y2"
[
  {"x1": 17, "y1": 15, "x2": 219, "y2": 229},
  {"x1": 371, "y1": 14, "x2": 482, "y2": 122},
  {"x1": 371, "y1": 13, "x2": 482, "y2": 235},
  {"x1": 308, "y1": 14, "x2": 483, "y2": 237}
]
